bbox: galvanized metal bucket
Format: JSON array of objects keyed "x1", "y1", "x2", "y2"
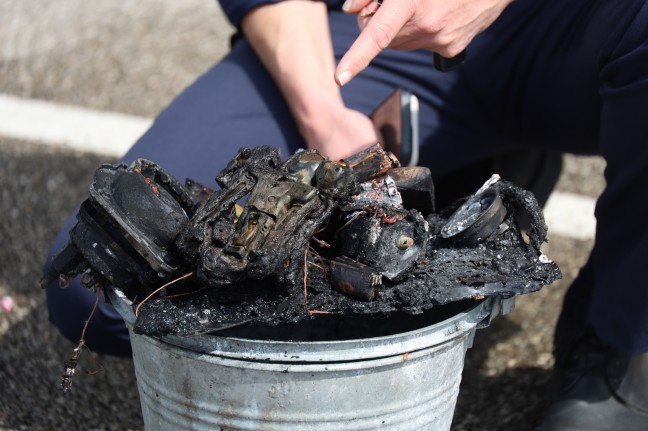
[{"x1": 109, "y1": 288, "x2": 512, "y2": 431}]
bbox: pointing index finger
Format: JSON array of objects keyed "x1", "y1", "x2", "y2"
[{"x1": 335, "y1": 1, "x2": 413, "y2": 86}]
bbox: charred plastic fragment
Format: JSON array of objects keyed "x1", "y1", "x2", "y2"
[{"x1": 41, "y1": 159, "x2": 197, "y2": 295}]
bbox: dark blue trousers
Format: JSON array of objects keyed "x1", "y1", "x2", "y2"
[{"x1": 45, "y1": 0, "x2": 648, "y2": 356}]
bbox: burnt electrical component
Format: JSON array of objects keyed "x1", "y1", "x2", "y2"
[{"x1": 43, "y1": 145, "x2": 560, "y2": 336}]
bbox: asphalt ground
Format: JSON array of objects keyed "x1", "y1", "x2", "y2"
[{"x1": 0, "y1": 1, "x2": 606, "y2": 430}]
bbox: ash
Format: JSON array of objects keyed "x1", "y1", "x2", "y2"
[{"x1": 43, "y1": 145, "x2": 561, "y2": 338}]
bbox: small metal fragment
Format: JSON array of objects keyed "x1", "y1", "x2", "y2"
[
  {"x1": 328, "y1": 256, "x2": 382, "y2": 301},
  {"x1": 61, "y1": 341, "x2": 84, "y2": 393},
  {"x1": 397, "y1": 235, "x2": 414, "y2": 249},
  {"x1": 441, "y1": 184, "x2": 507, "y2": 246}
]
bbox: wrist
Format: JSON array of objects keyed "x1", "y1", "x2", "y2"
[{"x1": 291, "y1": 91, "x2": 345, "y2": 149}]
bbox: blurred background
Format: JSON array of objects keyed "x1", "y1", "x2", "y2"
[{"x1": 0, "y1": 1, "x2": 606, "y2": 429}]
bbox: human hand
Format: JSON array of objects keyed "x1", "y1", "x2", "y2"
[
  {"x1": 300, "y1": 101, "x2": 380, "y2": 161},
  {"x1": 240, "y1": 1, "x2": 379, "y2": 161},
  {"x1": 335, "y1": 0, "x2": 513, "y2": 86}
]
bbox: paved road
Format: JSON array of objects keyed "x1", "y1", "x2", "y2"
[{"x1": 0, "y1": 1, "x2": 605, "y2": 430}]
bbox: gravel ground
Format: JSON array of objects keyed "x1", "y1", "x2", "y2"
[
  {"x1": 0, "y1": 1, "x2": 605, "y2": 430},
  {"x1": 0, "y1": 0, "x2": 232, "y2": 117}
]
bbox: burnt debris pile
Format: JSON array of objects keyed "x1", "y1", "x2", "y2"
[{"x1": 43, "y1": 144, "x2": 560, "y2": 337}]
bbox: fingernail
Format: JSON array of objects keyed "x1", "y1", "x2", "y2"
[
  {"x1": 342, "y1": 0, "x2": 354, "y2": 12},
  {"x1": 336, "y1": 70, "x2": 352, "y2": 86}
]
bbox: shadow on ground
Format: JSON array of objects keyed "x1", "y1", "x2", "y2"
[{"x1": 452, "y1": 316, "x2": 553, "y2": 430}]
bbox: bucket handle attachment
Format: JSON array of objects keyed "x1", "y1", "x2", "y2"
[{"x1": 476, "y1": 296, "x2": 516, "y2": 330}]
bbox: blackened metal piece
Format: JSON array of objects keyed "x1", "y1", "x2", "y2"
[
  {"x1": 61, "y1": 341, "x2": 84, "y2": 393},
  {"x1": 314, "y1": 160, "x2": 359, "y2": 198},
  {"x1": 328, "y1": 256, "x2": 382, "y2": 301},
  {"x1": 387, "y1": 166, "x2": 435, "y2": 215},
  {"x1": 284, "y1": 150, "x2": 359, "y2": 199},
  {"x1": 90, "y1": 160, "x2": 194, "y2": 271},
  {"x1": 175, "y1": 150, "x2": 265, "y2": 262},
  {"x1": 441, "y1": 188, "x2": 507, "y2": 246},
  {"x1": 216, "y1": 147, "x2": 271, "y2": 189}
]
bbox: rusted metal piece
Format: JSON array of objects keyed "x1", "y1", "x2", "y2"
[
  {"x1": 328, "y1": 256, "x2": 382, "y2": 301},
  {"x1": 41, "y1": 242, "x2": 87, "y2": 289},
  {"x1": 343, "y1": 143, "x2": 400, "y2": 183}
]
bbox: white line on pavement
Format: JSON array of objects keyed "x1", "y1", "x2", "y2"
[
  {"x1": 0, "y1": 93, "x2": 152, "y2": 157},
  {"x1": 0, "y1": 93, "x2": 597, "y2": 240},
  {"x1": 543, "y1": 191, "x2": 596, "y2": 241}
]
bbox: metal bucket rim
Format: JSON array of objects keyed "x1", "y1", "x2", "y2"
[
  {"x1": 134, "y1": 324, "x2": 472, "y2": 372},
  {"x1": 109, "y1": 287, "x2": 493, "y2": 363}
]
